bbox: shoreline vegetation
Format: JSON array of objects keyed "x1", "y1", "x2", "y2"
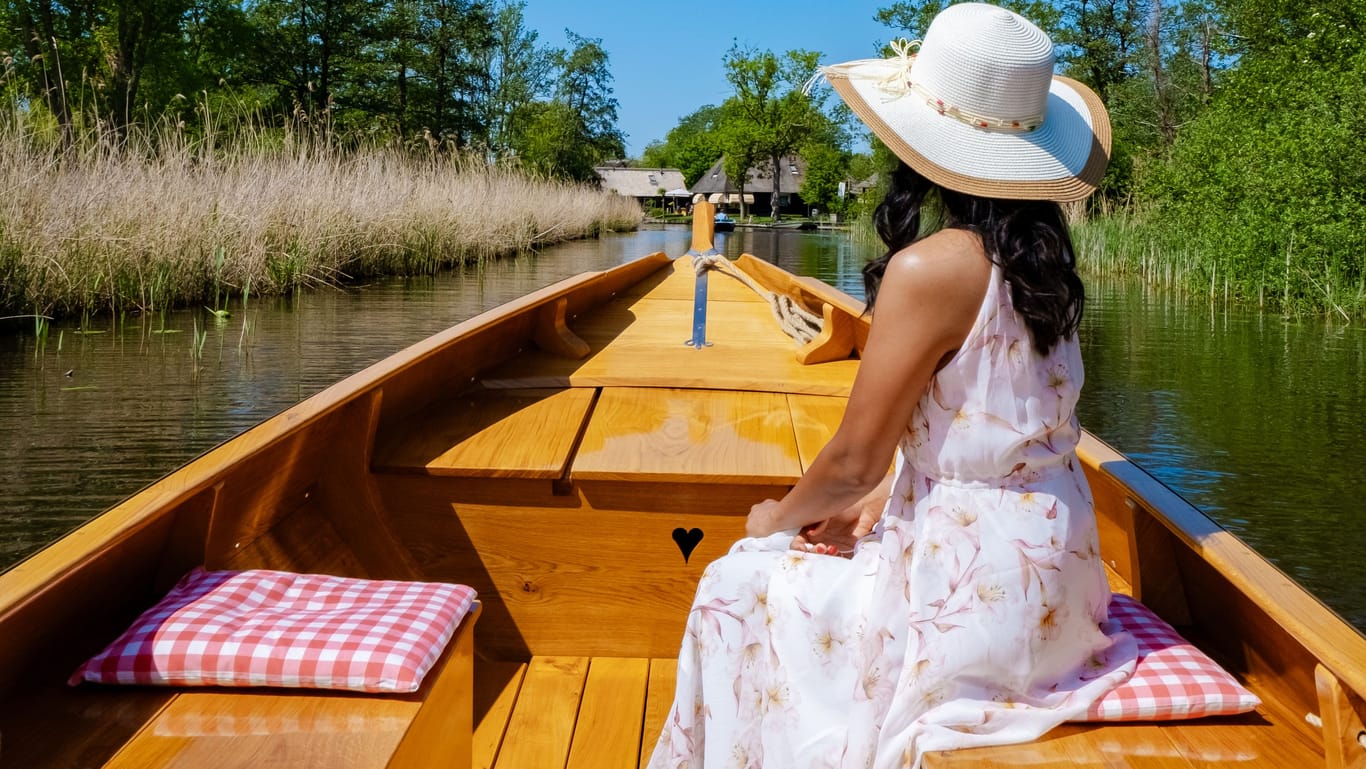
[
  {"x1": 0, "y1": 118, "x2": 642, "y2": 322},
  {"x1": 1073, "y1": 216, "x2": 1366, "y2": 320}
]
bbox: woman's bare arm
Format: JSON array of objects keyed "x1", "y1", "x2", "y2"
[{"x1": 746, "y1": 230, "x2": 990, "y2": 538}]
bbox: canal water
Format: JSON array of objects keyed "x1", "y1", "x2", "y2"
[{"x1": 2, "y1": 224, "x2": 1362, "y2": 631}]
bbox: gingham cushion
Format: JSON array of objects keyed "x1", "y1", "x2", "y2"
[
  {"x1": 1083, "y1": 593, "x2": 1260, "y2": 721},
  {"x1": 69, "y1": 568, "x2": 477, "y2": 693}
]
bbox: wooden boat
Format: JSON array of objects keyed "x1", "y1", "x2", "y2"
[{"x1": 2, "y1": 206, "x2": 1364, "y2": 769}]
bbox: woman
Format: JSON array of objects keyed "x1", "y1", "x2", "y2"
[{"x1": 648, "y1": 4, "x2": 1137, "y2": 769}]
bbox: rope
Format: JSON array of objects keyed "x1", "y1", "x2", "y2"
[{"x1": 691, "y1": 253, "x2": 824, "y2": 346}]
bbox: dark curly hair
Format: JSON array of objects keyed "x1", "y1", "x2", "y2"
[{"x1": 865, "y1": 161, "x2": 1084, "y2": 356}]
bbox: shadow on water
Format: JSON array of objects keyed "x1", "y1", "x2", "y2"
[{"x1": 2, "y1": 224, "x2": 1363, "y2": 631}]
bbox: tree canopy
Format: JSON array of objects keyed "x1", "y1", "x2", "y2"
[
  {"x1": 0, "y1": 0, "x2": 624, "y2": 178},
  {"x1": 870, "y1": 0, "x2": 1366, "y2": 313}
]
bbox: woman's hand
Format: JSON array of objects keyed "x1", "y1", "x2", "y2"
[
  {"x1": 791, "y1": 481, "x2": 888, "y2": 557},
  {"x1": 746, "y1": 499, "x2": 784, "y2": 538}
]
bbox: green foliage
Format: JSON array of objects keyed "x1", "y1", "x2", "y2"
[
  {"x1": 721, "y1": 45, "x2": 842, "y2": 219},
  {"x1": 512, "y1": 31, "x2": 625, "y2": 181},
  {"x1": 1137, "y1": 5, "x2": 1366, "y2": 314},
  {"x1": 876, "y1": 1, "x2": 1064, "y2": 41},
  {"x1": 640, "y1": 105, "x2": 724, "y2": 185},
  {"x1": 799, "y1": 143, "x2": 849, "y2": 214},
  {"x1": 0, "y1": 0, "x2": 615, "y2": 180}
]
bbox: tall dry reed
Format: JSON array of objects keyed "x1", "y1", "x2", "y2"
[{"x1": 0, "y1": 112, "x2": 642, "y2": 316}]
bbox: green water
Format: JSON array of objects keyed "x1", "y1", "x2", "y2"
[{"x1": 2, "y1": 225, "x2": 1362, "y2": 630}]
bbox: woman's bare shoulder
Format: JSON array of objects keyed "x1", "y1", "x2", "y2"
[{"x1": 882, "y1": 228, "x2": 992, "y2": 304}]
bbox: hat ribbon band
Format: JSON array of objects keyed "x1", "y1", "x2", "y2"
[{"x1": 906, "y1": 80, "x2": 1044, "y2": 133}]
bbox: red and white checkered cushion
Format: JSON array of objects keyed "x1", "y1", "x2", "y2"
[
  {"x1": 1083, "y1": 593, "x2": 1260, "y2": 721},
  {"x1": 69, "y1": 568, "x2": 477, "y2": 693}
]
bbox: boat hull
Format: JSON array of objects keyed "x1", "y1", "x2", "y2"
[{"x1": 0, "y1": 248, "x2": 1362, "y2": 768}]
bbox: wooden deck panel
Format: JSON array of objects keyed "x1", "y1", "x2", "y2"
[
  {"x1": 572, "y1": 387, "x2": 803, "y2": 484},
  {"x1": 565, "y1": 657, "x2": 651, "y2": 769},
  {"x1": 378, "y1": 475, "x2": 752, "y2": 660},
  {"x1": 787, "y1": 393, "x2": 849, "y2": 473},
  {"x1": 102, "y1": 690, "x2": 420, "y2": 769},
  {"x1": 474, "y1": 657, "x2": 673, "y2": 769},
  {"x1": 640, "y1": 659, "x2": 678, "y2": 768},
  {"x1": 373, "y1": 387, "x2": 596, "y2": 478},
  {"x1": 474, "y1": 661, "x2": 528, "y2": 769},
  {"x1": 491, "y1": 657, "x2": 589, "y2": 769},
  {"x1": 619, "y1": 258, "x2": 768, "y2": 303},
  {"x1": 483, "y1": 293, "x2": 860, "y2": 396},
  {"x1": 924, "y1": 708, "x2": 1323, "y2": 767}
]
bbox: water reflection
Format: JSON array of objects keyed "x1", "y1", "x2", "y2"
[
  {"x1": 1, "y1": 225, "x2": 1363, "y2": 631},
  {"x1": 1078, "y1": 277, "x2": 1366, "y2": 628}
]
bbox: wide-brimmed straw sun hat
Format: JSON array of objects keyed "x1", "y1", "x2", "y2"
[{"x1": 818, "y1": 3, "x2": 1110, "y2": 202}]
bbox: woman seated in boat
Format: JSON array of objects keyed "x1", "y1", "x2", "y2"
[{"x1": 648, "y1": 4, "x2": 1138, "y2": 768}]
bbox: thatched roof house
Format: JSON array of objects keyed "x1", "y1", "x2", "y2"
[
  {"x1": 593, "y1": 166, "x2": 688, "y2": 203},
  {"x1": 690, "y1": 155, "x2": 810, "y2": 216}
]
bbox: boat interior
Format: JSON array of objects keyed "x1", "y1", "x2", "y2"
[{"x1": 1, "y1": 228, "x2": 1364, "y2": 768}]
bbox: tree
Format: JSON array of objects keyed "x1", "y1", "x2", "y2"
[
  {"x1": 722, "y1": 45, "x2": 832, "y2": 221},
  {"x1": 475, "y1": 1, "x2": 554, "y2": 159},
  {"x1": 2, "y1": 0, "x2": 205, "y2": 142},
  {"x1": 875, "y1": 1, "x2": 1063, "y2": 41},
  {"x1": 247, "y1": 0, "x2": 381, "y2": 127},
  {"x1": 716, "y1": 101, "x2": 765, "y2": 219},
  {"x1": 513, "y1": 31, "x2": 623, "y2": 181},
  {"x1": 1137, "y1": 0, "x2": 1366, "y2": 310},
  {"x1": 800, "y1": 143, "x2": 849, "y2": 216},
  {"x1": 509, "y1": 31, "x2": 623, "y2": 181},
  {"x1": 639, "y1": 104, "x2": 724, "y2": 185}
]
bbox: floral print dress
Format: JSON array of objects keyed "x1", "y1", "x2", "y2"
[{"x1": 648, "y1": 264, "x2": 1138, "y2": 769}]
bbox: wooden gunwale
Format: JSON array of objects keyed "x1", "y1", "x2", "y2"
[
  {"x1": 0, "y1": 254, "x2": 670, "y2": 681},
  {"x1": 1079, "y1": 436, "x2": 1366, "y2": 690}
]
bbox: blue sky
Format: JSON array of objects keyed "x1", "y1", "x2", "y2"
[{"x1": 521, "y1": 1, "x2": 895, "y2": 157}]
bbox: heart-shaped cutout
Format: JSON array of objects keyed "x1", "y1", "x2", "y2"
[{"x1": 671, "y1": 527, "x2": 704, "y2": 563}]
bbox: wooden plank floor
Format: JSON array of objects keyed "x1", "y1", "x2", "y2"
[
  {"x1": 475, "y1": 656, "x2": 676, "y2": 769},
  {"x1": 475, "y1": 655, "x2": 1319, "y2": 768}
]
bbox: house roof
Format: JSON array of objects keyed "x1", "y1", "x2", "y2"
[
  {"x1": 849, "y1": 173, "x2": 879, "y2": 195},
  {"x1": 593, "y1": 167, "x2": 688, "y2": 198},
  {"x1": 690, "y1": 155, "x2": 809, "y2": 196}
]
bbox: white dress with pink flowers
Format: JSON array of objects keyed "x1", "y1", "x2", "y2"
[{"x1": 647, "y1": 264, "x2": 1138, "y2": 769}]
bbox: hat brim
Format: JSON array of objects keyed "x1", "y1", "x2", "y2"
[{"x1": 829, "y1": 66, "x2": 1110, "y2": 202}]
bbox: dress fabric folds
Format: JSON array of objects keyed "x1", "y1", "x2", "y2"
[{"x1": 648, "y1": 264, "x2": 1138, "y2": 769}]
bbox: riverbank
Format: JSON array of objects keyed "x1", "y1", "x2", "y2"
[
  {"x1": 1073, "y1": 215, "x2": 1366, "y2": 319},
  {"x1": 0, "y1": 129, "x2": 642, "y2": 319}
]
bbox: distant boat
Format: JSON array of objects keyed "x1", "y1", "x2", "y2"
[{"x1": 713, "y1": 212, "x2": 736, "y2": 232}]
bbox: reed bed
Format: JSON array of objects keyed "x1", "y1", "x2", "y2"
[
  {"x1": 0, "y1": 117, "x2": 642, "y2": 317},
  {"x1": 1073, "y1": 215, "x2": 1366, "y2": 318}
]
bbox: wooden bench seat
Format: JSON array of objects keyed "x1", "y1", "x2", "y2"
[
  {"x1": 571, "y1": 387, "x2": 803, "y2": 485},
  {"x1": 373, "y1": 387, "x2": 596, "y2": 479},
  {"x1": 0, "y1": 604, "x2": 480, "y2": 769}
]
